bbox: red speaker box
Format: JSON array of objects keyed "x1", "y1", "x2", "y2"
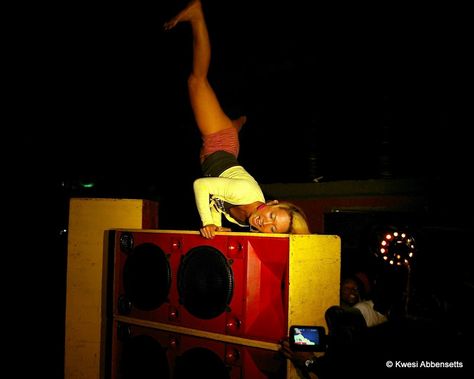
[
  {"x1": 109, "y1": 320, "x2": 286, "y2": 379},
  {"x1": 111, "y1": 230, "x2": 340, "y2": 347}
]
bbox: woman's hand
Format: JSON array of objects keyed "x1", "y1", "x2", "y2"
[{"x1": 200, "y1": 224, "x2": 231, "y2": 239}]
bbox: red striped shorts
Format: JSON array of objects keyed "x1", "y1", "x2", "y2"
[{"x1": 200, "y1": 127, "x2": 240, "y2": 163}]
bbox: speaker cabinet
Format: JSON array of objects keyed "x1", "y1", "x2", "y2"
[
  {"x1": 111, "y1": 230, "x2": 340, "y2": 346},
  {"x1": 65, "y1": 198, "x2": 158, "y2": 379},
  {"x1": 110, "y1": 321, "x2": 286, "y2": 379}
]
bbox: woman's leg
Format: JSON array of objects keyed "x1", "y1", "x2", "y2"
[{"x1": 164, "y1": 0, "x2": 234, "y2": 136}]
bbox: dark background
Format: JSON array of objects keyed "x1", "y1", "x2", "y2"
[
  {"x1": 17, "y1": 0, "x2": 470, "y2": 229},
  {"x1": 9, "y1": 0, "x2": 471, "y2": 377},
  {"x1": 19, "y1": 0, "x2": 469, "y2": 196}
]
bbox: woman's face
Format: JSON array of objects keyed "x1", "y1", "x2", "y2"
[{"x1": 249, "y1": 203, "x2": 291, "y2": 233}]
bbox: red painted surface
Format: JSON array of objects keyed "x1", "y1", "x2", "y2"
[
  {"x1": 110, "y1": 321, "x2": 284, "y2": 379},
  {"x1": 113, "y1": 231, "x2": 289, "y2": 344}
]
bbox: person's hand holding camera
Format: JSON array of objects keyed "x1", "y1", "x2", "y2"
[{"x1": 279, "y1": 339, "x2": 318, "y2": 370}]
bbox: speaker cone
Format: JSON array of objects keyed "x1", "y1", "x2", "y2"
[
  {"x1": 120, "y1": 334, "x2": 170, "y2": 379},
  {"x1": 174, "y1": 347, "x2": 230, "y2": 379},
  {"x1": 123, "y1": 243, "x2": 171, "y2": 311},
  {"x1": 178, "y1": 246, "x2": 233, "y2": 319}
]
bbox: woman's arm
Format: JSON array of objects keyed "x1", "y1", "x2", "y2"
[
  {"x1": 194, "y1": 176, "x2": 242, "y2": 239},
  {"x1": 193, "y1": 177, "x2": 223, "y2": 228},
  {"x1": 193, "y1": 176, "x2": 264, "y2": 227}
]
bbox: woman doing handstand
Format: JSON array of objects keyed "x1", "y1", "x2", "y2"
[{"x1": 164, "y1": 0, "x2": 310, "y2": 239}]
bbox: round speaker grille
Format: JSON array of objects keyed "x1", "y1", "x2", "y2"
[
  {"x1": 120, "y1": 334, "x2": 169, "y2": 379},
  {"x1": 123, "y1": 243, "x2": 171, "y2": 311},
  {"x1": 178, "y1": 246, "x2": 233, "y2": 319},
  {"x1": 174, "y1": 347, "x2": 230, "y2": 379}
]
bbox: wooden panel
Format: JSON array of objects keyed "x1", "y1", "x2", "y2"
[
  {"x1": 64, "y1": 198, "x2": 158, "y2": 379},
  {"x1": 287, "y1": 234, "x2": 341, "y2": 378}
]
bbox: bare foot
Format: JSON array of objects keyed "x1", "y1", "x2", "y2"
[
  {"x1": 163, "y1": 0, "x2": 202, "y2": 31},
  {"x1": 232, "y1": 115, "x2": 247, "y2": 132}
]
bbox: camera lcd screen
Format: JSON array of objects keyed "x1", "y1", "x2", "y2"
[{"x1": 289, "y1": 325, "x2": 326, "y2": 352}]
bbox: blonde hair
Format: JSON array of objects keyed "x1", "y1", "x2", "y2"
[{"x1": 276, "y1": 201, "x2": 311, "y2": 234}]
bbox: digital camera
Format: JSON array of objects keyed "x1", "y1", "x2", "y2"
[{"x1": 289, "y1": 325, "x2": 326, "y2": 352}]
